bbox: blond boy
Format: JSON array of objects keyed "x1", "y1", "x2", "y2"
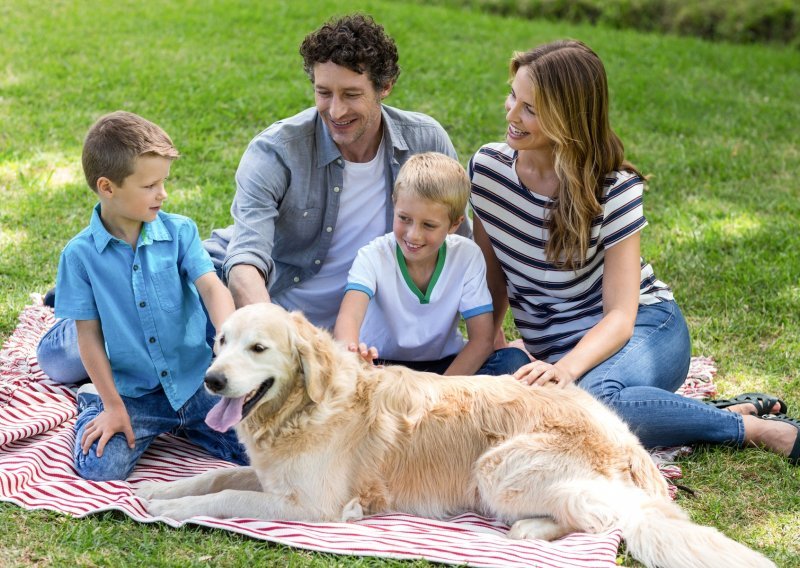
[{"x1": 334, "y1": 152, "x2": 529, "y2": 376}]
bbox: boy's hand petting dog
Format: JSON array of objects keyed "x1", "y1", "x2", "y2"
[
  {"x1": 514, "y1": 360, "x2": 577, "y2": 388},
  {"x1": 347, "y1": 342, "x2": 381, "y2": 367},
  {"x1": 81, "y1": 406, "x2": 136, "y2": 456}
]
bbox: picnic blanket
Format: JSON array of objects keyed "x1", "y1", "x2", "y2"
[{"x1": 0, "y1": 296, "x2": 717, "y2": 568}]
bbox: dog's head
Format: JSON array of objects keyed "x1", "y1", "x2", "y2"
[{"x1": 204, "y1": 303, "x2": 336, "y2": 432}]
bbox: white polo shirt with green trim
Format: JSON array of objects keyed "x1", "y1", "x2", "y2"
[{"x1": 345, "y1": 233, "x2": 492, "y2": 361}]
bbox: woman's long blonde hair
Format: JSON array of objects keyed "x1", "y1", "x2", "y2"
[{"x1": 511, "y1": 40, "x2": 641, "y2": 270}]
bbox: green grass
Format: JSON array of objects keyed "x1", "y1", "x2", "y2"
[{"x1": 1, "y1": 0, "x2": 799, "y2": 566}]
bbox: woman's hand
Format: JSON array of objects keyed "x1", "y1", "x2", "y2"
[
  {"x1": 514, "y1": 360, "x2": 576, "y2": 388},
  {"x1": 347, "y1": 342, "x2": 380, "y2": 366},
  {"x1": 80, "y1": 405, "x2": 136, "y2": 457}
]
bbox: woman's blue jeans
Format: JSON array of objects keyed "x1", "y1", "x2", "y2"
[
  {"x1": 74, "y1": 386, "x2": 248, "y2": 481},
  {"x1": 576, "y1": 300, "x2": 745, "y2": 448}
]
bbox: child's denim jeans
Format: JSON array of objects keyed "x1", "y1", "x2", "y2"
[{"x1": 74, "y1": 385, "x2": 248, "y2": 481}]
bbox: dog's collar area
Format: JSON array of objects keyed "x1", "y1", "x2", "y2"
[{"x1": 242, "y1": 377, "x2": 275, "y2": 419}]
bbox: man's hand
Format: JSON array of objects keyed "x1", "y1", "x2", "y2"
[{"x1": 81, "y1": 405, "x2": 136, "y2": 457}]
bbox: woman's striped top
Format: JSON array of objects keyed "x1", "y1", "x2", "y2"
[{"x1": 469, "y1": 142, "x2": 673, "y2": 363}]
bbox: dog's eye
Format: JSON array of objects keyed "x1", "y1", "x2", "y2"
[
  {"x1": 251, "y1": 343, "x2": 267, "y2": 353},
  {"x1": 218, "y1": 335, "x2": 226, "y2": 346}
]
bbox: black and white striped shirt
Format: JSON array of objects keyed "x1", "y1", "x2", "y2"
[{"x1": 469, "y1": 143, "x2": 673, "y2": 362}]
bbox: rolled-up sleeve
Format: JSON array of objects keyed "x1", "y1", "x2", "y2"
[{"x1": 223, "y1": 139, "x2": 290, "y2": 285}]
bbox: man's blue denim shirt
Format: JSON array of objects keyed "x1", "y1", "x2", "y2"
[
  {"x1": 205, "y1": 104, "x2": 467, "y2": 296},
  {"x1": 55, "y1": 205, "x2": 215, "y2": 410}
]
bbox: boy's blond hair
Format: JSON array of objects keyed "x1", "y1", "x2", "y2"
[
  {"x1": 392, "y1": 152, "x2": 469, "y2": 224},
  {"x1": 82, "y1": 111, "x2": 179, "y2": 192}
]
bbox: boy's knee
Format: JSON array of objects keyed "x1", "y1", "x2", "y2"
[
  {"x1": 503, "y1": 348, "x2": 533, "y2": 373},
  {"x1": 482, "y1": 347, "x2": 531, "y2": 376},
  {"x1": 36, "y1": 320, "x2": 87, "y2": 384},
  {"x1": 74, "y1": 453, "x2": 131, "y2": 481},
  {"x1": 73, "y1": 438, "x2": 137, "y2": 481}
]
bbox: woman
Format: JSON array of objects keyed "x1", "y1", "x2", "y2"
[{"x1": 469, "y1": 40, "x2": 799, "y2": 463}]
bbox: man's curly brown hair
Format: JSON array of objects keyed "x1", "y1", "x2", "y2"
[{"x1": 299, "y1": 14, "x2": 400, "y2": 92}]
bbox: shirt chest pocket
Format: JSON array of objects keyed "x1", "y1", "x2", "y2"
[
  {"x1": 151, "y1": 266, "x2": 183, "y2": 312},
  {"x1": 274, "y1": 206, "x2": 323, "y2": 251}
]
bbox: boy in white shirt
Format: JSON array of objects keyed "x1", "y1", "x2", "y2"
[{"x1": 334, "y1": 153, "x2": 529, "y2": 375}]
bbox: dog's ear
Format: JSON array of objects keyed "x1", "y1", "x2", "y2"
[{"x1": 289, "y1": 311, "x2": 333, "y2": 403}]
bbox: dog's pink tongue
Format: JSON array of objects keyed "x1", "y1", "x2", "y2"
[{"x1": 205, "y1": 396, "x2": 246, "y2": 432}]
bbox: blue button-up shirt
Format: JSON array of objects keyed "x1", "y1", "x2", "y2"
[
  {"x1": 204, "y1": 104, "x2": 467, "y2": 297},
  {"x1": 55, "y1": 205, "x2": 215, "y2": 410}
]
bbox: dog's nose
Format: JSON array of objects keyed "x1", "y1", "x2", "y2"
[{"x1": 204, "y1": 370, "x2": 227, "y2": 393}]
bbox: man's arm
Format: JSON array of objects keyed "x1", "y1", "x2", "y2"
[
  {"x1": 223, "y1": 135, "x2": 292, "y2": 307},
  {"x1": 227, "y1": 264, "x2": 271, "y2": 308}
]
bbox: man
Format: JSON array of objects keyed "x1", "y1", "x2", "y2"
[{"x1": 204, "y1": 13, "x2": 467, "y2": 329}]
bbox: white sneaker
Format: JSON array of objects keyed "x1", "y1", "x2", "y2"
[{"x1": 77, "y1": 382, "x2": 98, "y2": 396}]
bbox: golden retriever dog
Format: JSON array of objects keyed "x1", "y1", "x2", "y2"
[{"x1": 137, "y1": 303, "x2": 774, "y2": 568}]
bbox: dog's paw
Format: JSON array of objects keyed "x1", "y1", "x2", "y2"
[
  {"x1": 508, "y1": 517, "x2": 570, "y2": 541},
  {"x1": 134, "y1": 481, "x2": 165, "y2": 501},
  {"x1": 146, "y1": 498, "x2": 197, "y2": 521},
  {"x1": 340, "y1": 498, "x2": 364, "y2": 522}
]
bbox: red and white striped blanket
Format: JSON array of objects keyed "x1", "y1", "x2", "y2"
[{"x1": 0, "y1": 298, "x2": 717, "y2": 568}]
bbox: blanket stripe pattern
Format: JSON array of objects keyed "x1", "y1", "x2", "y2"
[{"x1": 0, "y1": 298, "x2": 717, "y2": 568}]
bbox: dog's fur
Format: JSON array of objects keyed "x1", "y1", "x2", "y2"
[{"x1": 137, "y1": 303, "x2": 774, "y2": 568}]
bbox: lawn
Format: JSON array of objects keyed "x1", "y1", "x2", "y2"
[{"x1": 1, "y1": 0, "x2": 799, "y2": 566}]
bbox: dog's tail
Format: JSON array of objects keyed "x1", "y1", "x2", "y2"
[
  {"x1": 550, "y1": 480, "x2": 776, "y2": 568},
  {"x1": 627, "y1": 443, "x2": 671, "y2": 499}
]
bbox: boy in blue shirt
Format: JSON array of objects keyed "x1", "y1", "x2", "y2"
[{"x1": 46, "y1": 111, "x2": 246, "y2": 480}]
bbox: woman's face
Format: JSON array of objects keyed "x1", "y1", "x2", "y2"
[{"x1": 504, "y1": 67, "x2": 554, "y2": 153}]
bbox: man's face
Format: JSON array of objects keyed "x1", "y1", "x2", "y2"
[{"x1": 313, "y1": 61, "x2": 391, "y2": 162}]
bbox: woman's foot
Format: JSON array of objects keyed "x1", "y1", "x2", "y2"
[
  {"x1": 742, "y1": 414, "x2": 800, "y2": 463},
  {"x1": 726, "y1": 400, "x2": 782, "y2": 416},
  {"x1": 708, "y1": 392, "x2": 786, "y2": 416}
]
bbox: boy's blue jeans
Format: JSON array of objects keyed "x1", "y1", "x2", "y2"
[
  {"x1": 37, "y1": 318, "x2": 87, "y2": 384},
  {"x1": 378, "y1": 347, "x2": 531, "y2": 376},
  {"x1": 576, "y1": 300, "x2": 745, "y2": 449},
  {"x1": 74, "y1": 385, "x2": 248, "y2": 481}
]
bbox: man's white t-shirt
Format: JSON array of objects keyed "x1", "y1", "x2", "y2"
[
  {"x1": 346, "y1": 232, "x2": 493, "y2": 361},
  {"x1": 274, "y1": 140, "x2": 387, "y2": 329}
]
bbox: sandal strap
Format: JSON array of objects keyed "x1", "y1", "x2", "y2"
[{"x1": 706, "y1": 392, "x2": 787, "y2": 416}]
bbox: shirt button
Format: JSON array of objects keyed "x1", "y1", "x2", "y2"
[
  {"x1": 314, "y1": 259, "x2": 321, "y2": 265},
  {"x1": 133, "y1": 265, "x2": 139, "y2": 271},
  {"x1": 337, "y1": 159, "x2": 343, "y2": 166},
  {"x1": 303, "y1": 211, "x2": 308, "y2": 217},
  {"x1": 139, "y1": 301, "x2": 146, "y2": 308},
  {"x1": 326, "y1": 226, "x2": 332, "y2": 232},
  {"x1": 161, "y1": 370, "x2": 168, "y2": 377},
  {"x1": 293, "y1": 276, "x2": 300, "y2": 283},
  {"x1": 333, "y1": 186, "x2": 340, "y2": 193},
  {"x1": 149, "y1": 337, "x2": 156, "y2": 343}
]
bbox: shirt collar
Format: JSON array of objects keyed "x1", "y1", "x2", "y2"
[
  {"x1": 90, "y1": 203, "x2": 172, "y2": 253},
  {"x1": 314, "y1": 104, "x2": 408, "y2": 168}
]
